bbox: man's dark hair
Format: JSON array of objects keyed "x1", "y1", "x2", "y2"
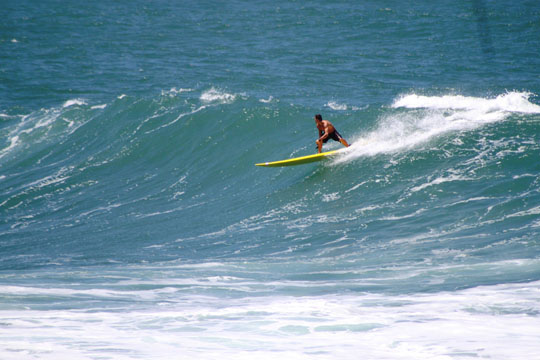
[{"x1": 315, "y1": 114, "x2": 322, "y2": 121}]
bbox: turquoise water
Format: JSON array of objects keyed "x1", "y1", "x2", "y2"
[{"x1": 2, "y1": 1, "x2": 540, "y2": 359}]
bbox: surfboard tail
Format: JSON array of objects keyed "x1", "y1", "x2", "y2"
[{"x1": 255, "y1": 148, "x2": 344, "y2": 167}]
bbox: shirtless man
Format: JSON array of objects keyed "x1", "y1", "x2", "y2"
[{"x1": 314, "y1": 114, "x2": 349, "y2": 153}]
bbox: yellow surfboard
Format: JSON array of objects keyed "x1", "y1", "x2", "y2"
[{"x1": 255, "y1": 148, "x2": 347, "y2": 167}]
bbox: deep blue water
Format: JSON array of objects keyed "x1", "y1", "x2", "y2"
[{"x1": 1, "y1": 1, "x2": 540, "y2": 359}]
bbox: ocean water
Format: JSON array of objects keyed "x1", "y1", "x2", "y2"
[{"x1": 2, "y1": 1, "x2": 540, "y2": 359}]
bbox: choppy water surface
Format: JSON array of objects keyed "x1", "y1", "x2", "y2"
[{"x1": 2, "y1": 1, "x2": 540, "y2": 359}]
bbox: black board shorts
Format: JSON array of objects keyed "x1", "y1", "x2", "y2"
[{"x1": 322, "y1": 129, "x2": 343, "y2": 143}]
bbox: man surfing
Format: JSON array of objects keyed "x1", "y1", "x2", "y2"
[{"x1": 314, "y1": 114, "x2": 349, "y2": 153}]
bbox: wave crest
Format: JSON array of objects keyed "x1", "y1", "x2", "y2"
[
  {"x1": 392, "y1": 92, "x2": 540, "y2": 114},
  {"x1": 338, "y1": 92, "x2": 540, "y2": 163}
]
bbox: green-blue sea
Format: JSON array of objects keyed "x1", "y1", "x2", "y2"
[{"x1": 2, "y1": 1, "x2": 540, "y2": 359}]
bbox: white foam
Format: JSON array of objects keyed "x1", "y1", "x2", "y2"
[
  {"x1": 345, "y1": 180, "x2": 370, "y2": 193},
  {"x1": 446, "y1": 196, "x2": 492, "y2": 207},
  {"x1": 393, "y1": 91, "x2": 540, "y2": 114},
  {"x1": 0, "y1": 100, "x2": 91, "y2": 160},
  {"x1": 326, "y1": 101, "x2": 348, "y2": 110},
  {"x1": 62, "y1": 99, "x2": 87, "y2": 108},
  {"x1": 1, "y1": 279, "x2": 538, "y2": 359},
  {"x1": 162, "y1": 87, "x2": 193, "y2": 97},
  {"x1": 322, "y1": 192, "x2": 341, "y2": 202},
  {"x1": 200, "y1": 87, "x2": 237, "y2": 104},
  {"x1": 91, "y1": 103, "x2": 107, "y2": 109},
  {"x1": 325, "y1": 101, "x2": 363, "y2": 111},
  {"x1": 410, "y1": 174, "x2": 473, "y2": 192},
  {"x1": 0, "y1": 135, "x2": 19, "y2": 159},
  {"x1": 137, "y1": 88, "x2": 240, "y2": 135},
  {"x1": 506, "y1": 205, "x2": 540, "y2": 219},
  {"x1": 259, "y1": 96, "x2": 274, "y2": 103},
  {"x1": 336, "y1": 92, "x2": 539, "y2": 164},
  {"x1": 143, "y1": 105, "x2": 208, "y2": 134}
]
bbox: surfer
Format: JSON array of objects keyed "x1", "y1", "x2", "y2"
[{"x1": 314, "y1": 114, "x2": 349, "y2": 153}]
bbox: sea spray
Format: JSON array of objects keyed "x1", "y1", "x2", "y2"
[{"x1": 336, "y1": 92, "x2": 540, "y2": 163}]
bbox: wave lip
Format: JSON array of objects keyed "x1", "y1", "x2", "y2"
[
  {"x1": 336, "y1": 92, "x2": 540, "y2": 163},
  {"x1": 392, "y1": 92, "x2": 540, "y2": 114}
]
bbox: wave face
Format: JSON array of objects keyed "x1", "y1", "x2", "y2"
[
  {"x1": 3, "y1": 90, "x2": 538, "y2": 271},
  {"x1": 2, "y1": 1, "x2": 540, "y2": 359}
]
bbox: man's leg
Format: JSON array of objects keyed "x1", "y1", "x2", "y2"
[{"x1": 340, "y1": 138, "x2": 349, "y2": 147}]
